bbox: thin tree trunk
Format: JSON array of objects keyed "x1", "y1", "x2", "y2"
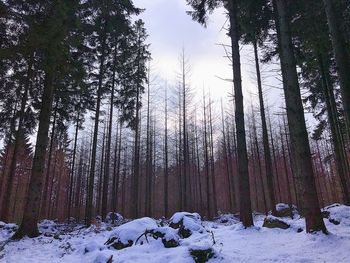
[
  {"x1": 85, "y1": 19, "x2": 108, "y2": 226},
  {"x1": 102, "y1": 47, "x2": 117, "y2": 220},
  {"x1": 164, "y1": 87, "x2": 169, "y2": 217},
  {"x1": 227, "y1": 0, "x2": 253, "y2": 227},
  {"x1": 68, "y1": 112, "x2": 79, "y2": 223},
  {"x1": 253, "y1": 42, "x2": 276, "y2": 215}
]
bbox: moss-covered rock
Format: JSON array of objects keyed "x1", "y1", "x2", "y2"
[{"x1": 263, "y1": 216, "x2": 290, "y2": 229}]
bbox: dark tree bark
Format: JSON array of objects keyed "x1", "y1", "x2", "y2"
[
  {"x1": 12, "y1": 70, "x2": 55, "y2": 239},
  {"x1": 273, "y1": 0, "x2": 327, "y2": 233},
  {"x1": 164, "y1": 87, "x2": 169, "y2": 217},
  {"x1": 208, "y1": 95, "x2": 218, "y2": 215},
  {"x1": 322, "y1": 0, "x2": 350, "y2": 136},
  {"x1": 1, "y1": 57, "x2": 31, "y2": 222},
  {"x1": 318, "y1": 55, "x2": 350, "y2": 204},
  {"x1": 227, "y1": 0, "x2": 253, "y2": 227},
  {"x1": 67, "y1": 112, "x2": 79, "y2": 223},
  {"x1": 85, "y1": 20, "x2": 107, "y2": 226},
  {"x1": 253, "y1": 42, "x2": 277, "y2": 215},
  {"x1": 221, "y1": 100, "x2": 233, "y2": 211}
]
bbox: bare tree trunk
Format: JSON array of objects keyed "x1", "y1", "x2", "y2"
[
  {"x1": 227, "y1": 0, "x2": 253, "y2": 227},
  {"x1": 253, "y1": 42, "x2": 277, "y2": 215},
  {"x1": 221, "y1": 100, "x2": 233, "y2": 211},
  {"x1": 273, "y1": 0, "x2": 327, "y2": 233},
  {"x1": 85, "y1": 20, "x2": 108, "y2": 226},
  {"x1": 132, "y1": 84, "x2": 141, "y2": 218},
  {"x1": 208, "y1": 95, "x2": 218, "y2": 215},
  {"x1": 67, "y1": 113, "x2": 79, "y2": 223},
  {"x1": 102, "y1": 47, "x2": 117, "y2": 220},
  {"x1": 203, "y1": 92, "x2": 211, "y2": 218},
  {"x1": 164, "y1": 87, "x2": 169, "y2": 217},
  {"x1": 318, "y1": 55, "x2": 350, "y2": 204},
  {"x1": 322, "y1": 0, "x2": 350, "y2": 136}
]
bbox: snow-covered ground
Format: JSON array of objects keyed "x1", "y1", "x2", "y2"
[{"x1": 1, "y1": 204, "x2": 350, "y2": 263}]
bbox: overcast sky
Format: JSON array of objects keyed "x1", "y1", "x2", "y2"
[
  {"x1": 133, "y1": 0, "x2": 284, "y2": 112},
  {"x1": 134, "y1": 1, "x2": 241, "y2": 102}
]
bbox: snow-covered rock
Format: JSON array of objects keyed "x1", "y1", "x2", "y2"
[
  {"x1": 169, "y1": 212, "x2": 204, "y2": 238},
  {"x1": 275, "y1": 203, "x2": 298, "y2": 218},
  {"x1": 151, "y1": 226, "x2": 180, "y2": 248},
  {"x1": 324, "y1": 203, "x2": 350, "y2": 226},
  {"x1": 105, "y1": 217, "x2": 158, "y2": 250}
]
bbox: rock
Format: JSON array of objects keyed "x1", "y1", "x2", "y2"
[
  {"x1": 275, "y1": 203, "x2": 296, "y2": 218},
  {"x1": 151, "y1": 227, "x2": 180, "y2": 248},
  {"x1": 329, "y1": 218, "x2": 340, "y2": 225},
  {"x1": 169, "y1": 212, "x2": 204, "y2": 238},
  {"x1": 190, "y1": 248, "x2": 215, "y2": 263},
  {"x1": 322, "y1": 211, "x2": 330, "y2": 218},
  {"x1": 263, "y1": 216, "x2": 290, "y2": 229},
  {"x1": 105, "y1": 236, "x2": 133, "y2": 250},
  {"x1": 105, "y1": 217, "x2": 158, "y2": 250}
]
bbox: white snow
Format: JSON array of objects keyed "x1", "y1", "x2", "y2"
[
  {"x1": 107, "y1": 217, "x2": 158, "y2": 246},
  {"x1": 0, "y1": 205, "x2": 350, "y2": 262}
]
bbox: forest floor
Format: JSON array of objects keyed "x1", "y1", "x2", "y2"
[{"x1": 0, "y1": 204, "x2": 350, "y2": 263}]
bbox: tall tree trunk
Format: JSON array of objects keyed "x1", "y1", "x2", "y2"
[
  {"x1": 145, "y1": 69, "x2": 151, "y2": 216},
  {"x1": 253, "y1": 42, "x2": 277, "y2": 215},
  {"x1": 85, "y1": 20, "x2": 108, "y2": 226},
  {"x1": 132, "y1": 84, "x2": 141, "y2": 218},
  {"x1": 318, "y1": 55, "x2": 350, "y2": 204},
  {"x1": 67, "y1": 112, "x2": 79, "y2": 223},
  {"x1": 208, "y1": 95, "x2": 217, "y2": 215},
  {"x1": 227, "y1": 0, "x2": 253, "y2": 227},
  {"x1": 221, "y1": 100, "x2": 233, "y2": 211},
  {"x1": 273, "y1": 0, "x2": 327, "y2": 233},
  {"x1": 102, "y1": 47, "x2": 117, "y2": 220},
  {"x1": 41, "y1": 105, "x2": 57, "y2": 219},
  {"x1": 203, "y1": 93, "x2": 211, "y2": 218},
  {"x1": 164, "y1": 86, "x2": 169, "y2": 217},
  {"x1": 1, "y1": 60, "x2": 31, "y2": 222},
  {"x1": 322, "y1": 0, "x2": 350, "y2": 136},
  {"x1": 12, "y1": 70, "x2": 55, "y2": 239}
]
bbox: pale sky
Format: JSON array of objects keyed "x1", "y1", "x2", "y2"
[{"x1": 133, "y1": 0, "x2": 284, "y2": 112}]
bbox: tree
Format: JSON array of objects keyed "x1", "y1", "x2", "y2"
[
  {"x1": 272, "y1": 0, "x2": 327, "y2": 233},
  {"x1": 187, "y1": 0, "x2": 254, "y2": 227},
  {"x1": 12, "y1": 0, "x2": 82, "y2": 239}
]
